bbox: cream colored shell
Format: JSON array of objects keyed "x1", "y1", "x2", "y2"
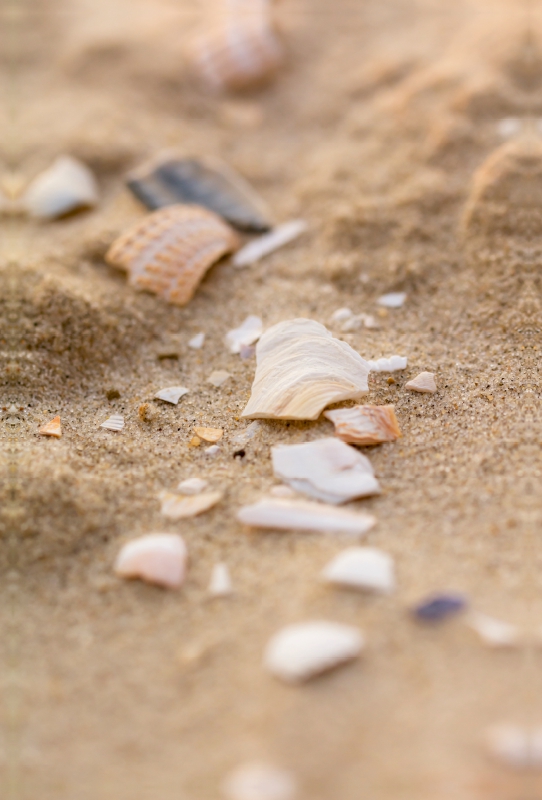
[
  {"x1": 106, "y1": 205, "x2": 239, "y2": 307},
  {"x1": 405, "y1": 371, "x2": 437, "y2": 393},
  {"x1": 324, "y1": 404, "x2": 402, "y2": 445}
]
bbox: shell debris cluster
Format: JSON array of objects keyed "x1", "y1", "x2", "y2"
[
  {"x1": 324, "y1": 405, "x2": 401, "y2": 446},
  {"x1": 368, "y1": 355, "x2": 407, "y2": 373}
]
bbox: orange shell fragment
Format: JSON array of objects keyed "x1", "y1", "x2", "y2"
[
  {"x1": 39, "y1": 416, "x2": 62, "y2": 438},
  {"x1": 194, "y1": 427, "x2": 224, "y2": 443},
  {"x1": 324, "y1": 405, "x2": 401, "y2": 446}
]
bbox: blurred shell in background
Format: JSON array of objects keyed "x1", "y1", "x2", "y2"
[{"x1": 23, "y1": 155, "x2": 98, "y2": 219}]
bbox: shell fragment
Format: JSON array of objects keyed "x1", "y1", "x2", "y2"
[
  {"x1": 233, "y1": 220, "x2": 308, "y2": 267},
  {"x1": 194, "y1": 427, "x2": 223, "y2": 443},
  {"x1": 405, "y1": 372, "x2": 437, "y2": 393},
  {"x1": 225, "y1": 315, "x2": 263, "y2": 353},
  {"x1": 377, "y1": 292, "x2": 406, "y2": 308},
  {"x1": 322, "y1": 547, "x2": 395, "y2": 593},
  {"x1": 222, "y1": 762, "x2": 297, "y2": 800},
  {"x1": 368, "y1": 355, "x2": 408, "y2": 373},
  {"x1": 177, "y1": 477, "x2": 208, "y2": 495},
  {"x1": 486, "y1": 724, "x2": 542, "y2": 769},
  {"x1": 24, "y1": 155, "x2": 98, "y2": 219},
  {"x1": 467, "y1": 612, "x2": 520, "y2": 648},
  {"x1": 100, "y1": 414, "x2": 124, "y2": 431},
  {"x1": 237, "y1": 497, "x2": 376, "y2": 536},
  {"x1": 160, "y1": 490, "x2": 223, "y2": 520},
  {"x1": 208, "y1": 370, "x2": 232, "y2": 387},
  {"x1": 188, "y1": 332, "x2": 205, "y2": 349},
  {"x1": 39, "y1": 416, "x2": 62, "y2": 438},
  {"x1": 208, "y1": 563, "x2": 233, "y2": 597},
  {"x1": 324, "y1": 405, "x2": 401, "y2": 446},
  {"x1": 154, "y1": 386, "x2": 189, "y2": 404},
  {"x1": 114, "y1": 533, "x2": 187, "y2": 589}
]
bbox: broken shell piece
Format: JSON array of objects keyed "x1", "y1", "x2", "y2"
[
  {"x1": 486, "y1": 724, "x2": 542, "y2": 769},
  {"x1": 127, "y1": 156, "x2": 271, "y2": 232},
  {"x1": 39, "y1": 416, "x2": 62, "y2": 438},
  {"x1": 467, "y1": 612, "x2": 520, "y2": 648},
  {"x1": 242, "y1": 319, "x2": 370, "y2": 421},
  {"x1": 208, "y1": 370, "x2": 232, "y2": 387},
  {"x1": 177, "y1": 477, "x2": 208, "y2": 495},
  {"x1": 324, "y1": 405, "x2": 401, "y2": 446},
  {"x1": 264, "y1": 621, "x2": 364, "y2": 683},
  {"x1": 24, "y1": 156, "x2": 98, "y2": 219},
  {"x1": 106, "y1": 205, "x2": 239, "y2": 307},
  {"x1": 414, "y1": 592, "x2": 467, "y2": 622},
  {"x1": 272, "y1": 438, "x2": 380, "y2": 504},
  {"x1": 233, "y1": 220, "x2": 308, "y2": 268},
  {"x1": 205, "y1": 445, "x2": 221, "y2": 456},
  {"x1": 377, "y1": 292, "x2": 406, "y2": 308},
  {"x1": 160, "y1": 490, "x2": 223, "y2": 520},
  {"x1": 188, "y1": 332, "x2": 205, "y2": 349},
  {"x1": 405, "y1": 372, "x2": 437, "y2": 393},
  {"x1": 154, "y1": 386, "x2": 189, "y2": 404},
  {"x1": 368, "y1": 355, "x2": 407, "y2": 373},
  {"x1": 194, "y1": 426, "x2": 223, "y2": 443},
  {"x1": 226, "y1": 315, "x2": 263, "y2": 353},
  {"x1": 100, "y1": 414, "x2": 124, "y2": 431},
  {"x1": 114, "y1": 533, "x2": 187, "y2": 589},
  {"x1": 237, "y1": 498, "x2": 376, "y2": 536},
  {"x1": 322, "y1": 547, "x2": 395, "y2": 593},
  {"x1": 222, "y1": 762, "x2": 297, "y2": 800},
  {"x1": 208, "y1": 563, "x2": 233, "y2": 597}
]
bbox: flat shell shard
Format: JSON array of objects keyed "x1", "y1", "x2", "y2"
[
  {"x1": 39, "y1": 416, "x2": 62, "y2": 438},
  {"x1": 271, "y1": 438, "x2": 380, "y2": 504},
  {"x1": 160, "y1": 490, "x2": 223, "y2": 520},
  {"x1": 242, "y1": 319, "x2": 371, "y2": 421},
  {"x1": 114, "y1": 533, "x2": 187, "y2": 589},
  {"x1": 368, "y1": 355, "x2": 408, "y2": 373},
  {"x1": 127, "y1": 156, "x2": 272, "y2": 232},
  {"x1": 208, "y1": 370, "x2": 232, "y2": 387},
  {"x1": 24, "y1": 156, "x2": 98, "y2": 219},
  {"x1": 233, "y1": 220, "x2": 308, "y2": 267},
  {"x1": 405, "y1": 372, "x2": 437, "y2": 393},
  {"x1": 154, "y1": 386, "x2": 189, "y2": 404},
  {"x1": 322, "y1": 547, "x2": 395, "y2": 593},
  {"x1": 222, "y1": 762, "x2": 297, "y2": 800},
  {"x1": 467, "y1": 612, "x2": 520, "y2": 648},
  {"x1": 226, "y1": 315, "x2": 263, "y2": 353},
  {"x1": 263, "y1": 621, "x2": 364, "y2": 683},
  {"x1": 237, "y1": 498, "x2": 376, "y2": 536},
  {"x1": 377, "y1": 292, "x2": 406, "y2": 308},
  {"x1": 177, "y1": 477, "x2": 208, "y2": 495},
  {"x1": 106, "y1": 205, "x2": 239, "y2": 307},
  {"x1": 208, "y1": 563, "x2": 233, "y2": 597},
  {"x1": 414, "y1": 593, "x2": 467, "y2": 622},
  {"x1": 194, "y1": 427, "x2": 224, "y2": 443},
  {"x1": 100, "y1": 414, "x2": 124, "y2": 431},
  {"x1": 324, "y1": 405, "x2": 402, "y2": 446},
  {"x1": 486, "y1": 725, "x2": 542, "y2": 769}
]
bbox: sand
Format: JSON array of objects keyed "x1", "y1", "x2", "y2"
[{"x1": 1, "y1": 0, "x2": 542, "y2": 797}]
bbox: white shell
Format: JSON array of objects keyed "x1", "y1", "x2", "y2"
[
  {"x1": 208, "y1": 370, "x2": 232, "y2": 387},
  {"x1": 237, "y1": 498, "x2": 376, "y2": 536},
  {"x1": 322, "y1": 547, "x2": 395, "y2": 593},
  {"x1": 368, "y1": 355, "x2": 407, "y2": 373},
  {"x1": 222, "y1": 762, "x2": 296, "y2": 800},
  {"x1": 330, "y1": 308, "x2": 353, "y2": 323},
  {"x1": 225, "y1": 315, "x2": 263, "y2": 353},
  {"x1": 233, "y1": 220, "x2": 307, "y2": 268},
  {"x1": 114, "y1": 533, "x2": 187, "y2": 589},
  {"x1": 242, "y1": 319, "x2": 370, "y2": 420},
  {"x1": 177, "y1": 477, "x2": 208, "y2": 495},
  {"x1": 188, "y1": 332, "x2": 205, "y2": 349},
  {"x1": 160, "y1": 490, "x2": 223, "y2": 520},
  {"x1": 405, "y1": 372, "x2": 437, "y2": 393},
  {"x1": 154, "y1": 386, "x2": 189, "y2": 404},
  {"x1": 205, "y1": 444, "x2": 221, "y2": 455},
  {"x1": 486, "y1": 725, "x2": 542, "y2": 768},
  {"x1": 467, "y1": 612, "x2": 520, "y2": 648},
  {"x1": 263, "y1": 621, "x2": 364, "y2": 683},
  {"x1": 24, "y1": 156, "x2": 98, "y2": 219},
  {"x1": 100, "y1": 414, "x2": 124, "y2": 431},
  {"x1": 271, "y1": 438, "x2": 380, "y2": 504},
  {"x1": 377, "y1": 292, "x2": 406, "y2": 308},
  {"x1": 208, "y1": 563, "x2": 233, "y2": 597}
]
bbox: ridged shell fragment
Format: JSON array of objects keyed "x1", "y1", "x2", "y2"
[
  {"x1": 100, "y1": 414, "x2": 124, "y2": 431},
  {"x1": 368, "y1": 355, "x2": 407, "y2": 372},
  {"x1": 208, "y1": 563, "x2": 233, "y2": 597},
  {"x1": 222, "y1": 762, "x2": 297, "y2": 800},
  {"x1": 23, "y1": 156, "x2": 98, "y2": 219},
  {"x1": 160, "y1": 490, "x2": 223, "y2": 520},
  {"x1": 233, "y1": 220, "x2": 308, "y2": 268},
  {"x1": 194, "y1": 427, "x2": 223, "y2": 443},
  {"x1": 322, "y1": 547, "x2": 395, "y2": 593},
  {"x1": 177, "y1": 477, "x2": 208, "y2": 495},
  {"x1": 237, "y1": 498, "x2": 376, "y2": 536},
  {"x1": 263, "y1": 621, "x2": 364, "y2": 683},
  {"x1": 324, "y1": 405, "x2": 401, "y2": 446},
  {"x1": 405, "y1": 372, "x2": 437, "y2": 393},
  {"x1": 242, "y1": 319, "x2": 371, "y2": 420},
  {"x1": 39, "y1": 416, "x2": 62, "y2": 438},
  {"x1": 154, "y1": 386, "x2": 189, "y2": 404},
  {"x1": 114, "y1": 533, "x2": 187, "y2": 589},
  {"x1": 226, "y1": 315, "x2": 263, "y2": 353},
  {"x1": 106, "y1": 205, "x2": 239, "y2": 307},
  {"x1": 485, "y1": 725, "x2": 542, "y2": 769},
  {"x1": 467, "y1": 612, "x2": 520, "y2": 648},
  {"x1": 271, "y1": 438, "x2": 380, "y2": 504}
]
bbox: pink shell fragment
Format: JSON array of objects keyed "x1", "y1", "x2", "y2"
[{"x1": 114, "y1": 533, "x2": 187, "y2": 589}]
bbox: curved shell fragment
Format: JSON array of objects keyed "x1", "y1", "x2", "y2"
[
  {"x1": 368, "y1": 355, "x2": 407, "y2": 372},
  {"x1": 114, "y1": 533, "x2": 187, "y2": 589},
  {"x1": 39, "y1": 415, "x2": 62, "y2": 438},
  {"x1": 405, "y1": 371, "x2": 437, "y2": 393},
  {"x1": 154, "y1": 386, "x2": 189, "y2": 404},
  {"x1": 237, "y1": 497, "x2": 376, "y2": 536},
  {"x1": 160, "y1": 490, "x2": 223, "y2": 520},
  {"x1": 324, "y1": 404, "x2": 401, "y2": 446},
  {"x1": 242, "y1": 319, "x2": 371, "y2": 420},
  {"x1": 24, "y1": 156, "x2": 98, "y2": 219},
  {"x1": 322, "y1": 547, "x2": 395, "y2": 593}
]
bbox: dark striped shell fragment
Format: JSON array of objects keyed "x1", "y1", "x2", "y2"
[
  {"x1": 127, "y1": 156, "x2": 271, "y2": 233},
  {"x1": 106, "y1": 205, "x2": 239, "y2": 306}
]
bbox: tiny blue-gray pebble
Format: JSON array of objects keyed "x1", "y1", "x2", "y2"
[{"x1": 414, "y1": 593, "x2": 467, "y2": 622}]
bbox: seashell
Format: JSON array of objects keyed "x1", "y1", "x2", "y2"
[
  {"x1": 377, "y1": 292, "x2": 406, "y2": 308},
  {"x1": 237, "y1": 497, "x2": 376, "y2": 536},
  {"x1": 240, "y1": 343, "x2": 256, "y2": 359},
  {"x1": 226, "y1": 315, "x2": 263, "y2": 353},
  {"x1": 271, "y1": 438, "x2": 380, "y2": 504},
  {"x1": 324, "y1": 404, "x2": 402, "y2": 446},
  {"x1": 114, "y1": 533, "x2": 187, "y2": 589},
  {"x1": 106, "y1": 205, "x2": 239, "y2": 307},
  {"x1": 242, "y1": 319, "x2": 371, "y2": 421},
  {"x1": 208, "y1": 563, "x2": 233, "y2": 597},
  {"x1": 160, "y1": 490, "x2": 223, "y2": 520},
  {"x1": 194, "y1": 426, "x2": 223, "y2": 443},
  {"x1": 177, "y1": 477, "x2": 208, "y2": 495},
  {"x1": 188, "y1": 332, "x2": 205, "y2": 349},
  {"x1": 205, "y1": 445, "x2": 221, "y2": 456},
  {"x1": 330, "y1": 308, "x2": 353, "y2": 324},
  {"x1": 367, "y1": 355, "x2": 407, "y2": 372},
  {"x1": 405, "y1": 371, "x2": 437, "y2": 393},
  {"x1": 154, "y1": 386, "x2": 189, "y2": 404},
  {"x1": 322, "y1": 547, "x2": 395, "y2": 593},
  {"x1": 188, "y1": 19, "x2": 284, "y2": 93},
  {"x1": 23, "y1": 155, "x2": 98, "y2": 219},
  {"x1": 208, "y1": 369, "x2": 232, "y2": 387},
  {"x1": 466, "y1": 612, "x2": 520, "y2": 648},
  {"x1": 233, "y1": 220, "x2": 308, "y2": 268},
  {"x1": 413, "y1": 592, "x2": 467, "y2": 622},
  {"x1": 485, "y1": 724, "x2": 542, "y2": 769},
  {"x1": 39, "y1": 415, "x2": 62, "y2": 438},
  {"x1": 263, "y1": 621, "x2": 364, "y2": 683},
  {"x1": 127, "y1": 156, "x2": 272, "y2": 232},
  {"x1": 222, "y1": 762, "x2": 297, "y2": 800},
  {"x1": 100, "y1": 414, "x2": 124, "y2": 431}
]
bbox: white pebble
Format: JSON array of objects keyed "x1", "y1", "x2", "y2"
[
  {"x1": 114, "y1": 533, "x2": 187, "y2": 589},
  {"x1": 330, "y1": 307, "x2": 353, "y2": 323},
  {"x1": 322, "y1": 547, "x2": 395, "y2": 593},
  {"x1": 208, "y1": 563, "x2": 233, "y2": 597},
  {"x1": 222, "y1": 762, "x2": 297, "y2": 800},
  {"x1": 177, "y1": 477, "x2": 208, "y2": 495},
  {"x1": 377, "y1": 292, "x2": 406, "y2": 308}
]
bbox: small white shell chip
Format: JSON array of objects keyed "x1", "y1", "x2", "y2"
[
  {"x1": 237, "y1": 498, "x2": 376, "y2": 536},
  {"x1": 263, "y1": 621, "x2": 364, "y2": 683},
  {"x1": 100, "y1": 414, "x2": 124, "y2": 431},
  {"x1": 154, "y1": 386, "x2": 189, "y2": 404},
  {"x1": 188, "y1": 332, "x2": 205, "y2": 349},
  {"x1": 225, "y1": 315, "x2": 263, "y2": 353},
  {"x1": 177, "y1": 477, "x2": 208, "y2": 495},
  {"x1": 114, "y1": 533, "x2": 187, "y2": 589},
  {"x1": 222, "y1": 762, "x2": 297, "y2": 800},
  {"x1": 377, "y1": 292, "x2": 406, "y2": 308},
  {"x1": 24, "y1": 155, "x2": 98, "y2": 219},
  {"x1": 208, "y1": 563, "x2": 233, "y2": 597},
  {"x1": 322, "y1": 547, "x2": 395, "y2": 593},
  {"x1": 160, "y1": 490, "x2": 223, "y2": 520},
  {"x1": 405, "y1": 372, "x2": 437, "y2": 393},
  {"x1": 368, "y1": 355, "x2": 407, "y2": 372}
]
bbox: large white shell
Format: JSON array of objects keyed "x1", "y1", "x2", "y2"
[
  {"x1": 114, "y1": 533, "x2": 187, "y2": 589},
  {"x1": 322, "y1": 547, "x2": 395, "y2": 593},
  {"x1": 24, "y1": 156, "x2": 98, "y2": 219},
  {"x1": 271, "y1": 438, "x2": 380, "y2": 504},
  {"x1": 222, "y1": 762, "x2": 296, "y2": 800},
  {"x1": 324, "y1": 405, "x2": 401, "y2": 446},
  {"x1": 233, "y1": 220, "x2": 308, "y2": 268},
  {"x1": 242, "y1": 319, "x2": 371, "y2": 420},
  {"x1": 237, "y1": 497, "x2": 376, "y2": 536},
  {"x1": 225, "y1": 315, "x2": 263, "y2": 353},
  {"x1": 263, "y1": 621, "x2": 364, "y2": 683}
]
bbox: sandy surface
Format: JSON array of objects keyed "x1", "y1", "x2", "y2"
[{"x1": 1, "y1": 0, "x2": 542, "y2": 798}]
